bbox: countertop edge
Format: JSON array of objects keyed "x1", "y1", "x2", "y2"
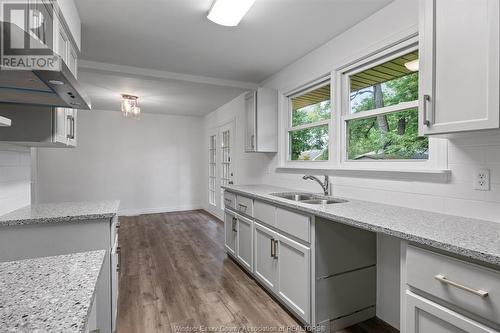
[{"x1": 222, "y1": 185, "x2": 500, "y2": 267}]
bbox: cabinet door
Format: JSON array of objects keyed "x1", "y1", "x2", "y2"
[
  {"x1": 68, "y1": 44, "x2": 78, "y2": 78},
  {"x1": 53, "y1": 108, "x2": 68, "y2": 145},
  {"x1": 56, "y1": 26, "x2": 69, "y2": 63},
  {"x1": 419, "y1": 0, "x2": 499, "y2": 135},
  {"x1": 245, "y1": 91, "x2": 256, "y2": 152},
  {"x1": 236, "y1": 215, "x2": 253, "y2": 271},
  {"x1": 224, "y1": 211, "x2": 237, "y2": 256},
  {"x1": 254, "y1": 222, "x2": 278, "y2": 291},
  {"x1": 65, "y1": 109, "x2": 77, "y2": 147},
  {"x1": 405, "y1": 291, "x2": 497, "y2": 333},
  {"x1": 276, "y1": 233, "x2": 310, "y2": 323}
]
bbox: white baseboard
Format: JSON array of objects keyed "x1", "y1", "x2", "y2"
[{"x1": 118, "y1": 204, "x2": 203, "y2": 216}]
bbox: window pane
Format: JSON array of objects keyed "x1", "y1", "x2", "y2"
[
  {"x1": 347, "y1": 108, "x2": 428, "y2": 160},
  {"x1": 349, "y1": 51, "x2": 418, "y2": 114},
  {"x1": 291, "y1": 84, "x2": 331, "y2": 127},
  {"x1": 289, "y1": 125, "x2": 329, "y2": 161}
]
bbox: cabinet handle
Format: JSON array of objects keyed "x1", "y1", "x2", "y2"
[
  {"x1": 238, "y1": 203, "x2": 247, "y2": 210},
  {"x1": 116, "y1": 246, "x2": 121, "y2": 273},
  {"x1": 422, "y1": 94, "x2": 431, "y2": 127},
  {"x1": 270, "y1": 239, "x2": 275, "y2": 257},
  {"x1": 434, "y1": 274, "x2": 488, "y2": 298},
  {"x1": 250, "y1": 134, "x2": 255, "y2": 150},
  {"x1": 224, "y1": 198, "x2": 232, "y2": 204},
  {"x1": 273, "y1": 239, "x2": 278, "y2": 259},
  {"x1": 66, "y1": 115, "x2": 75, "y2": 139},
  {"x1": 232, "y1": 217, "x2": 237, "y2": 233}
]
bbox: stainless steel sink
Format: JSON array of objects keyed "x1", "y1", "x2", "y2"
[
  {"x1": 270, "y1": 192, "x2": 347, "y2": 205},
  {"x1": 301, "y1": 199, "x2": 344, "y2": 205},
  {"x1": 273, "y1": 193, "x2": 316, "y2": 201}
]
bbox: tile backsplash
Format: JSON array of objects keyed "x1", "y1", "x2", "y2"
[{"x1": 0, "y1": 147, "x2": 31, "y2": 216}]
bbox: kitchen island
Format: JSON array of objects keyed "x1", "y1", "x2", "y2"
[{"x1": 0, "y1": 251, "x2": 106, "y2": 332}]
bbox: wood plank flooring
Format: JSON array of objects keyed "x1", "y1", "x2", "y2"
[{"x1": 116, "y1": 210, "x2": 398, "y2": 333}]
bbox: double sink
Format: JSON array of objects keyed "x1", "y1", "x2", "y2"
[{"x1": 270, "y1": 192, "x2": 347, "y2": 205}]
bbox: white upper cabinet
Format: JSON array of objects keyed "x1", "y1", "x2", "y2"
[
  {"x1": 244, "y1": 88, "x2": 278, "y2": 153},
  {"x1": 419, "y1": 0, "x2": 499, "y2": 135}
]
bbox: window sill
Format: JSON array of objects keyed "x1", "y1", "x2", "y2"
[{"x1": 276, "y1": 166, "x2": 451, "y2": 182}]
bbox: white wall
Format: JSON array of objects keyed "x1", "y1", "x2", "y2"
[
  {"x1": 203, "y1": 93, "x2": 273, "y2": 219},
  {"x1": 36, "y1": 110, "x2": 204, "y2": 215},
  {"x1": 202, "y1": 0, "x2": 500, "y2": 328},
  {"x1": 0, "y1": 146, "x2": 31, "y2": 216}
]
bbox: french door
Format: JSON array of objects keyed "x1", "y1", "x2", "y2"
[{"x1": 207, "y1": 121, "x2": 234, "y2": 217}]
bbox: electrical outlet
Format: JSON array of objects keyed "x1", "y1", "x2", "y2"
[{"x1": 474, "y1": 168, "x2": 490, "y2": 191}]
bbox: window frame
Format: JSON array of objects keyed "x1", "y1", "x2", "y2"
[
  {"x1": 335, "y1": 37, "x2": 445, "y2": 171},
  {"x1": 285, "y1": 77, "x2": 333, "y2": 164},
  {"x1": 208, "y1": 131, "x2": 218, "y2": 207}
]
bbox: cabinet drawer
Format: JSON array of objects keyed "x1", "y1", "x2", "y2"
[
  {"x1": 406, "y1": 245, "x2": 500, "y2": 324},
  {"x1": 276, "y1": 208, "x2": 310, "y2": 243},
  {"x1": 223, "y1": 191, "x2": 236, "y2": 209},
  {"x1": 254, "y1": 200, "x2": 276, "y2": 227},
  {"x1": 236, "y1": 195, "x2": 254, "y2": 217},
  {"x1": 405, "y1": 290, "x2": 497, "y2": 333}
]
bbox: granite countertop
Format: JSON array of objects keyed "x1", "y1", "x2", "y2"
[
  {"x1": 0, "y1": 200, "x2": 120, "y2": 227},
  {"x1": 223, "y1": 184, "x2": 500, "y2": 266},
  {"x1": 0, "y1": 250, "x2": 106, "y2": 332}
]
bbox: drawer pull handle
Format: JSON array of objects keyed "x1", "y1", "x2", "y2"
[
  {"x1": 434, "y1": 274, "x2": 489, "y2": 298},
  {"x1": 224, "y1": 198, "x2": 232, "y2": 203},
  {"x1": 238, "y1": 203, "x2": 247, "y2": 211},
  {"x1": 232, "y1": 217, "x2": 237, "y2": 233}
]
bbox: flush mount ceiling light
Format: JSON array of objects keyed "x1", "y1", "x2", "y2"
[
  {"x1": 207, "y1": 0, "x2": 256, "y2": 27},
  {"x1": 121, "y1": 94, "x2": 141, "y2": 118},
  {"x1": 404, "y1": 59, "x2": 419, "y2": 72}
]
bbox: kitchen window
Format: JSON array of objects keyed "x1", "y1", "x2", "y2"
[
  {"x1": 286, "y1": 80, "x2": 331, "y2": 161},
  {"x1": 340, "y1": 44, "x2": 429, "y2": 163}
]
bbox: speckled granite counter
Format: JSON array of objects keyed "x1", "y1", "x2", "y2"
[
  {"x1": 0, "y1": 200, "x2": 120, "y2": 227},
  {"x1": 223, "y1": 184, "x2": 500, "y2": 266},
  {"x1": 0, "y1": 250, "x2": 105, "y2": 332}
]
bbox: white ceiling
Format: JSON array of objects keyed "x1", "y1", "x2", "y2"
[
  {"x1": 75, "y1": 0, "x2": 393, "y2": 116},
  {"x1": 79, "y1": 68, "x2": 249, "y2": 116},
  {"x1": 76, "y1": 0, "x2": 393, "y2": 83}
]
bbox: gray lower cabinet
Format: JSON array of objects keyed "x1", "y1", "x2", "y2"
[
  {"x1": 0, "y1": 217, "x2": 119, "y2": 333},
  {"x1": 276, "y1": 232, "x2": 310, "y2": 323},
  {"x1": 225, "y1": 194, "x2": 377, "y2": 329},
  {"x1": 224, "y1": 211, "x2": 237, "y2": 256},
  {"x1": 403, "y1": 245, "x2": 500, "y2": 333},
  {"x1": 236, "y1": 214, "x2": 253, "y2": 271},
  {"x1": 254, "y1": 222, "x2": 278, "y2": 290},
  {"x1": 224, "y1": 210, "x2": 253, "y2": 272},
  {"x1": 405, "y1": 291, "x2": 496, "y2": 333},
  {"x1": 252, "y1": 222, "x2": 310, "y2": 323}
]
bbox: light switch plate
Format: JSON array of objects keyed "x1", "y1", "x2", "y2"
[{"x1": 474, "y1": 168, "x2": 490, "y2": 191}]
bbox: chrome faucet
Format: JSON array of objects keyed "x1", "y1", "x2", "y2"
[{"x1": 302, "y1": 174, "x2": 330, "y2": 196}]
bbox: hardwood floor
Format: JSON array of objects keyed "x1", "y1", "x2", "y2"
[{"x1": 116, "y1": 210, "x2": 398, "y2": 333}]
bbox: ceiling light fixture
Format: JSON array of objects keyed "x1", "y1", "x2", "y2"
[
  {"x1": 404, "y1": 59, "x2": 419, "y2": 72},
  {"x1": 207, "y1": 0, "x2": 256, "y2": 27},
  {"x1": 121, "y1": 94, "x2": 141, "y2": 118}
]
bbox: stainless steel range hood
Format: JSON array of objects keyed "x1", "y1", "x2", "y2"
[{"x1": 0, "y1": 22, "x2": 91, "y2": 110}]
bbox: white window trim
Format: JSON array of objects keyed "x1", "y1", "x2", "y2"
[
  {"x1": 335, "y1": 36, "x2": 447, "y2": 171},
  {"x1": 282, "y1": 77, "x2": 334, "y2": 167},
  {"x1": 279, "y1": 34, "x2": 448, "y2": 175}
]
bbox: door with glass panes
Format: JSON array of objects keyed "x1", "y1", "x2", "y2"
[
  {"x1": 219, "y1": 122, "x2": 234, "y2": 210},
  {"x1": 207, "y1": 122, "x2": 235, "y2": 215}
]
